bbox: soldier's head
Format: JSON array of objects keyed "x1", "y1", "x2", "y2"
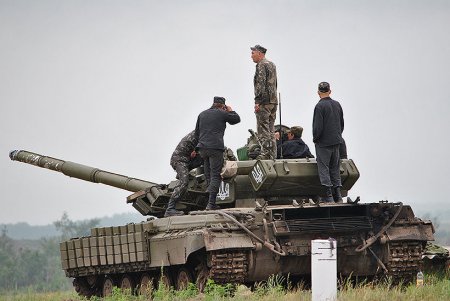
[
  {"x1": 318, "y1": 82, "x2": 331, "y2": 97},
  {"x1": 212, "y1": 96, "x2": 227, "y2": 109},
  {"x1": 287, "y1": 126, "x2": 303, "y2": 140},
  {"x1": 251, "y1": 45, "x2": 267, "y2": 63}
]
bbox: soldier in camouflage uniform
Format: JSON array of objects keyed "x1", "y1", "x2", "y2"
[
  {"x1": 165, "y1": 130, "x2": 203, "y2": 217},
  {"x1": 251, "y1": 44, "x2": 278, "y2": 159}
]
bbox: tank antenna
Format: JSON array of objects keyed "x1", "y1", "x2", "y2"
[{"x1": 278, "y1": 92, "x2": 283, "y2": 159}]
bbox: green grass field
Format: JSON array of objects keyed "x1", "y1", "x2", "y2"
[{"x1": 0, "y1": 275, "x2": 448, "y2": 301}]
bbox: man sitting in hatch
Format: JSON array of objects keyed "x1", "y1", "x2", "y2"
[{"x1": 278, "y1": 126, "x2": 314, "y2": 159}]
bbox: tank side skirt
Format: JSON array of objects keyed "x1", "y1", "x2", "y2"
[{"x1": 190, "y1": 210, "x2": 285, "y2": 256}]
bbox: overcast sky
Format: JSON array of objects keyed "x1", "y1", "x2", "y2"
[{"x1": 1, "y1": 0, "x2": 449, "y2": 225}]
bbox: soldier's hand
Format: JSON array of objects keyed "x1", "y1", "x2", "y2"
[
  {"x1": 190, "y1": 150, "x2": 196, "y2": 158},
  {"x1": 226, "y1": 105, "x2": 233, "y2": 112},
  {"x1": 254, "y1": 103, "x2": 260, "y2": 113}
]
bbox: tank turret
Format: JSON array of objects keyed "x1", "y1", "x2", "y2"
[{"x1": 10, "y1": 149, "x2": 360, "y2": 217}]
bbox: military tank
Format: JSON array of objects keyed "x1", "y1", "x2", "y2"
[{"x1": 9, "y1": 149, "x2": 435, "y2": 297}]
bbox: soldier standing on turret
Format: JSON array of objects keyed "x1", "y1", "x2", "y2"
[
  {"x1": 165, "y1": 130, "x2": 203, "y2": 217},
  {"x1": 251, "y1": 44, "x2": 278, "y2": 159},
  {"x1": 313, "y1": 82, "x2": 344, "y2": 203}
]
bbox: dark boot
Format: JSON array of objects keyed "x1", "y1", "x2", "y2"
[
  {"x1": 319, "y1": 186, "x2": 333, "y2": 203},
  {"x1": 333, "y1": 186, "x2": 343, "y2": 203},
  {"x1": 164, "y1": 198, "x2": 184, "y2": 217},
  {"x1": 206, "y1": 203, "x2": 221, "y2": 210},
  {"x1": 205, "y1": 193, "x2": 220, "y2": 210}
]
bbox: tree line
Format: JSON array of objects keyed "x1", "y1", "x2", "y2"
[{"x1": 0, "y1": 213, "x2": 99, "y2": 292}]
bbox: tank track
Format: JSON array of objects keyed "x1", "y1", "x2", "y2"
[
  {"x1": 386, "y1": 241, "x2": 423, "y2": 282},
  {"x1": 209, "y1": 249, "x2": 249, "y2": 284}
]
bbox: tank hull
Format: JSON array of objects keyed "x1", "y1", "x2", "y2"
[{"x1": 61, "y1": 202, "x2": 433, "y2": 297}]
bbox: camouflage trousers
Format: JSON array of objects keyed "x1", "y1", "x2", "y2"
[
  {"x1": 168, "y1": 161, "x2": 190, "y2": 207},
  {"x1": 256, "y1": 103, "x2": 278, "y2": 159}
]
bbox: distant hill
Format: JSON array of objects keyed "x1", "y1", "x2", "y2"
[{"x1": 0, "y1": 212, "x2": 145, "y2": 240}]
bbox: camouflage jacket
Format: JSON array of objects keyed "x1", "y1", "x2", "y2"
[
  {"x1": 254, "y1": 58, "x2": 278, "y2": 104},
  {"x1": 170, "y1": 130, "x2": 198, "y2": 166}
]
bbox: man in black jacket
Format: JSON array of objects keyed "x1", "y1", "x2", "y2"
[
  {"x1": 313, "y1": 82, "x2": 344, "y2": 203},
  {"x1": 195, "y1": 96, "x2": 241, "y2": 210},
  {"x1": 278, "y1": 126, "x2": 314, "y2": 159}
]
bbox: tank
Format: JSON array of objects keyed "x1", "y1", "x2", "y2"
[{"x1": 9, "y1": 149, "x2": 435, "y2": 297}]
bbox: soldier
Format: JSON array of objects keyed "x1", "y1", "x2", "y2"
[
  {"x1": 313, "y1": 82, "x2": 344, "y2": 203},
  {"x1": 251, "y1": 44, "x2": 278, "y2": 159},
  {"x1": 165, "y1": 130, "x2": 203, "y2": 217},
  {"x1": 280, "y1": 126, "x2": 314, "y2": 159},
  {"x1": 195, "y1": 96, "x2": 241, "y2": 210}
]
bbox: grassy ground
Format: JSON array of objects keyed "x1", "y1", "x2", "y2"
[{"x1": 0, "y1": 275, "x2": 448, "y2": 301}]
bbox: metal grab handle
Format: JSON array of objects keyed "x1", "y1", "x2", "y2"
[{"x1": 355, "y1": 202, "x2": 403, "y2": 252}]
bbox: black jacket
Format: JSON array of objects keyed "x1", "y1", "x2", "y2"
[
  {"x1": 278, "y1": 138, "x2": 314, "y2": 159},
  {"x1": 195, "y1": 107, "x2": 241, "y2": 150},
  {"x1": 339, "y1": 138, "x2": 348, "y2": 159},
  {"x1": 313, "y1": 97, "x2": 344, "y2": 147}
]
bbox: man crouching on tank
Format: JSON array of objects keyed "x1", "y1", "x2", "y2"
[
  {"x1": 165, "y1": 130, "x2": 204, "y2": 217},
  {"x1": 195, "y1": 96, "x2": 241, "y2": 210}
]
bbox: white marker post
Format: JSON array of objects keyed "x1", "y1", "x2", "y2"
[{"x1": 311, "y1": 238, "x2": 337, "y2": 301}]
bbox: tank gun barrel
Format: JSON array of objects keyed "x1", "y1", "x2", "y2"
[{"x1": 9, "y1": 150, "x2": 156, "y2": 192}]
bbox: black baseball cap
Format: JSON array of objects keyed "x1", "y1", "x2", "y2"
[
  {"x1": 250, "y1": 45, "x2": 267, "y2": 54},
  {"x1": 213, "y1": 96, "x2": 226, "y2": 104},
  {"x1": 318, "y1": 82, "x2": 330, "y2": 92}
]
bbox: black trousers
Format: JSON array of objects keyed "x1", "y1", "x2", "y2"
[
  {"x1": 315, "y1": 144, "x2": 341, "y2": 187},
  {"x1": 198, "y1": 148, "x2": 224, "y2": 195}
]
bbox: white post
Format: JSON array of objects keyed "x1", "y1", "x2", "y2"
[{"x1": 311, "y1": 238, "x2": 337, "y2": 301}]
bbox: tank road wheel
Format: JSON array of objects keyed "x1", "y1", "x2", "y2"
[
  {"x1": 176, "y1": 267, "x2": 194, "y2": 290},
  {"x1": 139, "y1": 273, "x2": 154, "y2": 296},
  {"x1": 195, "y1": 263, "x2": 210, "y2": 293},
  {"x1": 102, "y1": 277, "x2": 115, "y2": 297},
  {"x1": 120, "y1": 274, "x2": 135, "y2": 295}
]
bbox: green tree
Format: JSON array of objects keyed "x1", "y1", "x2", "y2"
[
  {"x1": 54, "y1": 212, "x2": 100, "y2": 240},
  {"x1": 0, "y1": 228, "x2": 16, "y2": 290},
  {"x1": 39, "y1": 237, "x2": 72, "y2": 290},
  {"x1": 0, "y1": 213, "x2": 100, "y2": 292}
]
